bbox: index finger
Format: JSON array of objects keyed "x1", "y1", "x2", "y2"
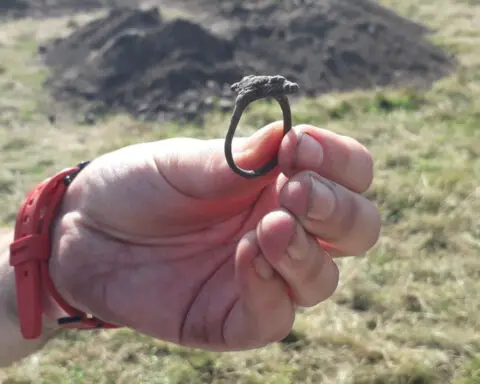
[{"x1": 278, "y1": 125, "x2": 374, "y2": 194}]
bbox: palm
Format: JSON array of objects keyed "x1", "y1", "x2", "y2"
[{"x1": 54, "y1": 138, "x2": 286, "y2": 350}]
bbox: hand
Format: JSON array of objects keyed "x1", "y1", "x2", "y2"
[{"x1": 49, "y1": 121, "x2": 380, "y2": 351}]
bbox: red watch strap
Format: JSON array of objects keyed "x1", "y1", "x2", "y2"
[{"x1": 9, "y1": 162, "x2": 119, "y2": 339}]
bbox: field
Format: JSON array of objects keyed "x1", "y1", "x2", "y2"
[{"x1": 0, "y1": 0, "x2": 479, "y2": 383}]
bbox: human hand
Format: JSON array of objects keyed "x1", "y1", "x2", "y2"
[{"x1": 49, "y1": 121, "x2": 380, "y2": 351}]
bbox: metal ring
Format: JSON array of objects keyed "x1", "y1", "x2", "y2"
[{"x1": 224, "y1": 94, "x2": 292, "y2": 179}]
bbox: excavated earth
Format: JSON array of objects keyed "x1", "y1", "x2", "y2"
[
  {"x1": 0, "y1": 0, "x2": 138, "y2": 18},
  {"x1": 4, "y1": 0, "x2": 457, "y2": 122}
]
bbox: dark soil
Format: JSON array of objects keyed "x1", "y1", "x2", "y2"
[
  {"x1": 41, "y1": 0, "x2": 456, "y2": 123},
  {"x1": 0, "y1": 0, "x2": 137, "y2": 18},
  {"x1": 44, "y1": 7, "x2": 241, "y2": 122}
]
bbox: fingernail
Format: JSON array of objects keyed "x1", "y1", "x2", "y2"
[
  {"x1": 309, "y1": 177, "x2": 336, "y2": 221},
  {"x1": 296, "y1": 133, "x2": 324, "y2": 169},
  {"x1": 253, "y1": 256, "x2": 274, "y2": 280}
]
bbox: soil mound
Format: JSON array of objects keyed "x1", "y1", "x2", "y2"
[
  {"x1": 42, "y1": 0, "x2": 456, "y2": 123},
  {"x1": 0, "y1": 0, "x2": 137, "y2": 18},
  {"x1": 230, "y1": 0, "x2": 454, "y2": 95},
  {"x1": 0, "y1": 0, "x2": 28, "y2": 17},
  {"x1": 44, "y1": 7, "x2": 242, "y2": 121}
]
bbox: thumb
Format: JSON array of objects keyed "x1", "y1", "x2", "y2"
[
  {"x1": 153, "y1": 120, "x2": 285, "y2": 200},
  {"x1": 231, "y1": 120, "x2": 285, "y2": 171}
]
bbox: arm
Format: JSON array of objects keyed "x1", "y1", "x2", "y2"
[{"x1": 0, "y1": 230, "x2": 59, "y2": 367}]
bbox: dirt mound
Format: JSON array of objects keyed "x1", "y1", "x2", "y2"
[
  {"x1": 0, "y1": 0, "x2": 137, "y2": 18},
  {"x1": 44, "y1": 7, "x2": 242, "y2": 121},
  {"x1": 229, "y1": 0, "x2": 454, "y2": 95},
  {"x1": 0, "y1": 0, "x2": 28, "y2": 17},
  {"x1": 42, "y1": 0, "x2": 456, "y2": 123}
]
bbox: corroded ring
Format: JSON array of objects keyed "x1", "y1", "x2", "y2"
[{"x1": 224, "y1": 75, "x2": 299, "y2": 179}]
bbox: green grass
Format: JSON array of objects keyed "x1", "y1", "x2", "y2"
[{"x1": 0, "y1": 0, "x2": 480, "y2": 383}]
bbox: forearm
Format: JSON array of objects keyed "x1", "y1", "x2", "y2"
[{"x1": 0, "y1": 230, "x2": 58, "y2": 367}]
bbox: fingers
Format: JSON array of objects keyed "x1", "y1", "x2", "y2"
[
  {"x1": 279, "y1": 171, "x2": 381, "y2": 256},
  {"x1": 151, "y1": 121, "x2": 372, "y2": 203},
  {"x1": 276, "y1": 124, "x2": 379, "y2": 257},
  {"x1": 229, "y1": 188, "x2": 377, "y2": 348},
  {"x1": 227, "y1": 209, "x2": 341, "y2": 348},
  {"x1": 225, "y1": 230, "x2": 295, "y2": 349},
  {"x1": 228, "y1": 210, "x2": 339, "y2": 349},
  {"x1": 256, "y1": 211, "x2": 340, "y2": 307},
  {"x1": 278, "y1": 125, "x2": 374, "y2": 193}
]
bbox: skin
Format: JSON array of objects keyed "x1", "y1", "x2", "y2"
[
  {"x1": 0, "y1": 121, "x2": 381, "y2": 366},
  {"x1": 1, "y1": 231, "x2": 58, "y2": 367}
]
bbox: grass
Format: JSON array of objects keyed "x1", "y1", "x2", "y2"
[{"x1": 0, "y1": 0, "x2": 479, "y2": 383}]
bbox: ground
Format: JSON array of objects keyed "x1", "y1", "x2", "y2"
[{"x1": 0, "y1": 0, "x2": 479, "y2": 383}]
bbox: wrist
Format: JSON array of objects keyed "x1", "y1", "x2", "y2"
[
  {"x1": 9, "y1": 161, "x2": 118, "y2": 339},
  {"x1": 1, "y1": 232, "x2": 60, "y2": 334},
  {"x1": 0, "y1": 237, "x2": 19, "y2": 327}
]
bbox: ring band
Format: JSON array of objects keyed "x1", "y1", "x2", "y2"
[{"x1": 224, "y1": 94, "x2": 293, "y2": 179}]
